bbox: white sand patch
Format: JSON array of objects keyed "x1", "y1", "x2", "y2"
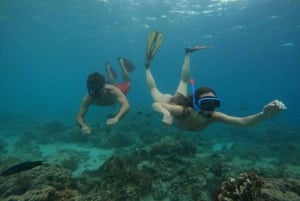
[
  {"x1": 39, "y1": 143, "x2": 114, "y2": 176},
  {"x1": 212, "y1": 142, "x2": 234, "y2": 152}
]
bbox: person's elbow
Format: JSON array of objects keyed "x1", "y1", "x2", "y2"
[
  {"x1": 121, "y1": 100, "x2": 130, "y2": 112},
  {"x1": 233, "y1": 119, "x2": 257, "y2": 127},
  {"x1": 76, "y1": 114, "x2": 82, "y2": 127},
  {"x1": 152, "y1": 102, "x2": 161, "y2": 111},
  {"x1": 76, "y1": 113, "x2": 81, "y2": 122},
  {"x1": 125, "y1": 102, "x2": 130, "y2": 112}
]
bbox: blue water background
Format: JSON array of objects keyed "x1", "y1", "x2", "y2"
[{"x1": 0, "y1": 0, "x2": 299, "y2": 127}]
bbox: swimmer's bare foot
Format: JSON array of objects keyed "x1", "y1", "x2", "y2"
[
  {"x1": 105, "y1": 62, "x2": 117, "y2": 79},
  {"x1": 185, "y1": 45, "x2": 212, "y2": 54},
  {"x1": 118, "y1": 57, "x2": 135, "y2": 72}
]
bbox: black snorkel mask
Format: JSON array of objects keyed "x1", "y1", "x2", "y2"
[
  {"x1": 190, "y1": 79, "x2": 221, "y2": 112},
  {"x1": 88, "y1": 86, "x2": 103, "y2": 98}
]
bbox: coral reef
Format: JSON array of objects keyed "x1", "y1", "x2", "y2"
[
  {"x1": 1, "y1": 144, "x2": 300, "y2": 201},
  {"x1": 3, "y1": 186, "x2": 56, "y2": 201},
  {"x1": 0, "y1": 165, "x2": 76, "y2": 200},
  {"x1": 12, "y1": 140, "x2": 42, "y2": 159},
  {"x1": 1, "y1": 113, "x2": 300, "y2": 201},
  {"x1": 150, "y1": 136, "x2": 197, "y2": 156},
  {"x1": 209, "y1": 154, "x2": 224, "y2": 177},
  {"x1": 60, "y1": 156, "x2": 80, "y2": 172},
  {"x1": 214, "y1": 173, "x2": 264, "y2": 201}
]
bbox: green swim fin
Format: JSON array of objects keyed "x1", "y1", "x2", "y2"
[{"x1": 145, "y1": 30, "x2": 163, "y2": 68}]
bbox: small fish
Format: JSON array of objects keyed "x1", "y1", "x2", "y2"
[{"x1": 1, "y1": 161, "x2": 43, "y2": 176}]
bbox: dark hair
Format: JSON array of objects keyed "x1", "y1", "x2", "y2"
[
  {"x1": 87, "y1": 72, "x2": 105, "y2": 90},
  {"x1": 195, "y1": 86, "x2": 217, "y2": 98},
  {"x1": 187, "y1": 86, "x2": 217, "y2": 107},
  {"x1": 169, "y1": 93, "x2": 189, "y2": 105}
]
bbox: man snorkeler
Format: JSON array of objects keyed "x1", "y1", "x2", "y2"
[{"x1": 76, "y1": 57, "x2": 135, "y2": 135}]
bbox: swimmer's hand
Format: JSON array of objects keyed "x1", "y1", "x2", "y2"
[
  {"x1": 106, "y1": 118, "x2": 119, "y2": 126},
  {"x1": 162, "y1": 112, "x2": 173, "y2": 127},
  {"x1": 263, "y1": 100, "x2": 286, "y2": 118},
  {"x1": 81, "y1": 125, "x2": 91, "y2": 135}
]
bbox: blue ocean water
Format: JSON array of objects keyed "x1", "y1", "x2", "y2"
[
  {"x1": 0, "y1": 0, "x2": 299, "y2": 126},
  {"x1": 1, "y1": 1, "x2": 300, "y2": 200}
]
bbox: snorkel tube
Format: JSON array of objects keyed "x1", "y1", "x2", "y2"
[{"x1": 190, "y1": 79, "x2": 201, "y2": 112}]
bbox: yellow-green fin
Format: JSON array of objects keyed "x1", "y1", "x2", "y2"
[{"x1": 145, "y1": 30, "x2": 164, "y2": 68}]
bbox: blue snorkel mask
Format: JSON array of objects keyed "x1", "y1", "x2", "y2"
[{"x1": 190, "y1": 79, "x2": 221, "y2": 112}]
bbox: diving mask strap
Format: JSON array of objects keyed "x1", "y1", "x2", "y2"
[{"x1": 190, "y1": 79, "x2": 201, "y2": 112}]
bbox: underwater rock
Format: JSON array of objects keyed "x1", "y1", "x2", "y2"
[
  {"x1": 54, "y1": 149, "x2": 89, "y2": 174},
  {"x1": 100, "y1": 155, "x2": 153, "y2": 193},
  {"x1": 214, "y1": 172, "x2": 264, "y2": 201},
  {"x1": 0, "y1": 165, "x2": 75, "y2": 199},
  {"x1": 78, "y1": 153, "x2": 154, "y2": 200},
  {"x1": 60, "y1": 157, "x2": 79, "y2": 172},
  {"x1": 2, "y1": 132, "x2": 298, "y2": 201},
  {"x1": 209, "y1": 154, "x2": 224, "y2": 177},
  {"x1": 106, "y1": 130, "x2": 136, "y2": 147},
  {"x1": 12, "y1": 140, "x2": 42, "y2": 159},
  {"x1": 4, "y1": 186, "x2": 56, "y2": 201},
  {"x1": 55, "y1": 189, "x2": 82, "y2": 201},
  {"x1": 1, "y1": 174, "x2": 32, "y2": 197},
  {"x1": 150, "y1": 136, "x2": 197, "y2": 156},
  {"x1": 261, "y1": 178, "x2": 300, "y2": 201},
  {"x1": 4, "y1": 187, "x2": 82, "y2": 201}
]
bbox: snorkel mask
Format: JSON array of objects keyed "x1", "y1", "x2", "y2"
[
  {"x1": 87, "y1": 73, "x2": 105, "y2": 98},
  {"x1": 88, "y1": 86, "x2": 103, "y2": 98},
  {"x1": 190, "y1": 79, "x2": 221, "y2": 112},
  {"x1": 88, "y1": 87, "x2": 102, "y2": 98}
]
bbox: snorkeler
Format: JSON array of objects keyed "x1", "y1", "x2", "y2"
[
  {"x1": 145, "y1": 30, "x2": 210, "y2": 103},
  {"x1": 76, "y1": 57, "x2": 135, "y2": 135},
  {"x1": 145, "y1": 30, "x2": 286, "y2": 131}
]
